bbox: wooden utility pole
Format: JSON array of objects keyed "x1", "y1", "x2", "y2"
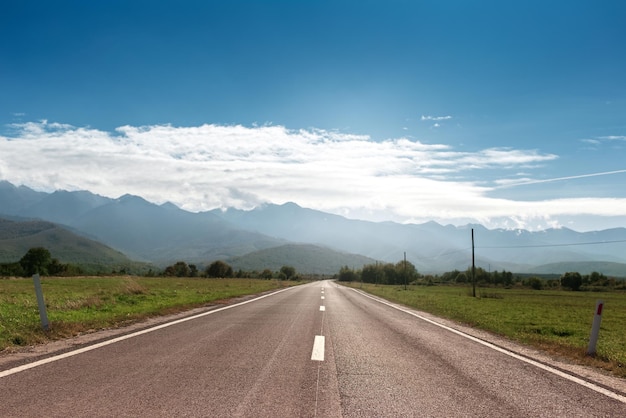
[
  {"x1": 472, "y1": 228, "x2": 476, "y2": 297},
  {"x1": 404, "y1": 251, "x2": 407, "y2": 290}
]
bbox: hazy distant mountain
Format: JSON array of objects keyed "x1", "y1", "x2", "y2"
[
  {"x1": 212, "y1": 202, "x2": 626, "y2": 274},
  {"x1": 68, "y1": 194, "x2": 286, "y2": 264},
  {"x1": 0, "y1": 181, "x2": 47, "y2": 214},
  {"x1": 0, "y1": 183, "x2": 284, "y2": 266},
  {"x1": 211, "y1": 203, "x2": 465, "y2": 270},
  {"x1": 2, "y1": 181, "x2": 626, "y2": 275},
  {"x1": 227, "y1": 243, "x2": 377, "y2": 275},
  {"x1": 23, "y1": 189, "x2": 111, "y2": 225},
  {"x1": 0, "y1": 218, "x2": 140, "y2": 273}
]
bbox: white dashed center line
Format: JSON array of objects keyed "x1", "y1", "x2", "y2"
[{"x1": 311, "y1": 335, "x2": 325, "y2": 361}]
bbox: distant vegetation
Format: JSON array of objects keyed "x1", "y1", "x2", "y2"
[
  {"x1": 4, "y1": 244, "x2": 625, "y2": 294},
  {"x1": 337, "y1": 261, "x2": 626, "y2": 292},
  {"x1": 0, "y1": 246, "x2": 145, "y2": 277},
  {"x1": 162, "y1": 259, "x2": 302, "y2": 281}
]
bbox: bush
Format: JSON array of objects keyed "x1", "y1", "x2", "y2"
[
  {"x1": 280, "y1": 265, "x2": 297, "y2": 280},
  {"x1": 206, "y1": 260, "x2": 234, "y2": 278},
  {"x1": 524, "y1": 277, "x2": 544, "y2": 290},
  {"x1": 561, "y1": 272, "x2": 583, "y2": 291}
]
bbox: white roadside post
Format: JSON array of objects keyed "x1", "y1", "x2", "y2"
[
  {"x1": 32, "y1": 273, "x2": 50, "y2": 331},
  {"x1": 587, "y1": 299, "x2": 604, "y2": 356}
]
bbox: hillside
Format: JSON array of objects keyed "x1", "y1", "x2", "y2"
[
  {"x1": 227, "y1": 244, "x2": 376, "y2": 275},
  {"x1": 0, "y1": 218, "x2": 144, "y2": 274}
]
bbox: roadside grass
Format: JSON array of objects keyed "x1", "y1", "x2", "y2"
[
  {"x1": 0, "y1": 276, "x2": 296, "y2": 352},
  {"x1": 345, "y1": 282, "x2": 626, "y2": 378}
]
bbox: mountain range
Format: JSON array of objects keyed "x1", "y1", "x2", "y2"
[{"x1": 1, "y1": 180, "x2": 626, "y2": 276}]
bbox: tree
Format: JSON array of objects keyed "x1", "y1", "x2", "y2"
[
  {"x1": 206, "y1": 260, "x2": 234, "y2": 278},
  {"x1": 19, "y1": 247, "x2": 52, "y2": 276},
  {"x1": 361, "y1": 264, "x2": 382, "y2": 284},
  {"x1": 395, "y1": 260, "x2": 418, "y2": 285},
  {"x1": 280, "y1": 265, "x2": 297, "y2": 280},
  {"x1": 260, "y1": 269, "x2": 274, "y2": 279},
  {"x1": 338, "y1": 266, "x2": 358, "y2": 282},
  {"x1": 561, "y1": 272, "x2": 582, "y2": 291},
  {"x1": 164, "y1": 261, "x2": 191, "y2": 277}
]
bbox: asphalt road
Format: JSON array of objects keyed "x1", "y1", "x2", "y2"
[{"x1": 1, "y1": 281, "x2": 626, "y2": 417}]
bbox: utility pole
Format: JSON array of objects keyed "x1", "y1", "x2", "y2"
[
  {"x1": 472, "y1": 228, "x2": 476, "y2": 298},
  {"x1": 404, "y1": 251, "x2": 407, "y2": 290}
]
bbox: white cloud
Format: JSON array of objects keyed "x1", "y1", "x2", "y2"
[
  {"x1": 421, "y1": 115, "x2": 452, "y2": 121},
  {"x1": 580, "y1": 135, "x2": 626, "y2": 149},
  {"x1": 599, "y1": 135, "x2": 626, "y2": 141},
  {"x1": 1, "y1": 120, "x2": 624, "y2": 231}
]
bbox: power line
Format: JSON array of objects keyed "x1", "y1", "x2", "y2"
[
  {"x1": 429, "y1": 247, "x2": 472, "y2": 259},
  {"x1": 477, "y1": 239, "x2": 626, "y2": 250}
]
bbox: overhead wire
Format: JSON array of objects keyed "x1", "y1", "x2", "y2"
[{"x1": 476, "y1": 239, "x2": 626, "y2": 249}]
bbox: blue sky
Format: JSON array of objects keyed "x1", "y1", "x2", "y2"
[{"x1": 1, "y1": 0, "x2": 626, "y2": 231}]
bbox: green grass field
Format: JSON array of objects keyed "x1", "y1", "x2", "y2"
[
  {"x1": 345, "y1": 282, "x2": 626, "y2": 377},
  {"x1": 0, "y1": 276, "x2": 295, "y2": 351}
]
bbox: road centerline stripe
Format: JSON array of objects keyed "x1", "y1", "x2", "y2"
[{"x1": 311, "y1": 335, "x2": 325, "y2": 361}]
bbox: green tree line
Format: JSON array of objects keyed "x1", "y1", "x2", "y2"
[
  {"x1": 336, "y1": 262, "x2": 625, "y2": 291},
  {"x1": 0, "y1": 247, "x2": 84, "y2": 277},
  {"x1": 337, "y1": 260, "x2": 419, "y2": 285},
  {"x1": 161, "y1": 260, "x2": 299, "y2": 280}
]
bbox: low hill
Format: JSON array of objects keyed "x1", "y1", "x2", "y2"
[
  {"x1": 528, "y1": 261, "x2": 626, "y2": 278},
  {"x1": 227, "y1": 244, "x2": 377, "y2": 275},
  {"x1": 0, "y1": 218, "x2": 145, "y2": 274}
]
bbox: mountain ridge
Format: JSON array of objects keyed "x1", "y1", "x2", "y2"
[{"x1": 1, "y1": 181, "x2": 626, "y2": 276}]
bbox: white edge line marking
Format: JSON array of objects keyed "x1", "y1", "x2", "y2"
[
  {"x1": 350, "y1": 288, "x2": 626, "y2": 404},
  {"x1": 311, "y1": 335, "x2": 325, "y2": 361},
  {"x1": 0, "y1": 285, "x2": 299, "y2": 379},
  {"x1": 320, "y1": 306, "x2": 326, "y2": 311}
]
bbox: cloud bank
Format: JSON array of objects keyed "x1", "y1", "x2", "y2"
[{"x1": 1, "y1": 120, "x2": 625, "y2": 231}]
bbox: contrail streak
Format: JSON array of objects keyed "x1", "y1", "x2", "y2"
[{"x1": 496, "y1": 169, "x2": 626, "y2": 189}]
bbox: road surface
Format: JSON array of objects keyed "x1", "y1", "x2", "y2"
[{"x1": 1, "y1": 281, "x2": 625, "y2": 417}]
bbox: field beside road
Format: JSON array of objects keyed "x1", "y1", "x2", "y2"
[
  {"x1": 345, "y1": 282, "x2": 626, "y2": 378},
  {"x1": 0, "y1": 276, "x2": 296, "y2": 352}
]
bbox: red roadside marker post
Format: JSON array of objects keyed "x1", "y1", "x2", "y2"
[{"x1": 587, "y1": 300, "x2": 604, "y2": 356}]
